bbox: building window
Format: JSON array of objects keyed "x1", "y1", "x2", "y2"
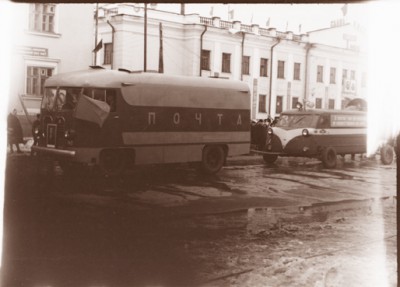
[
  {"x1": 330, "y1": 67, "x2": 336, "y2": 84},
  {"x1": 317, "y1": 65, "x2": 323, "y2": 83},
  {"x1": 260, "y1": 58, "x2": 268, "y2": 77},
  {"x1": 104, "y1": 43, "x2": 112, "y2": 65},
  {"x1": 342, "y1": 69, "x2": 347, "y2": 85},
  {"x1": 292, "y1": 97, "x2": 299, "y2": 108},
  {"x1": 293, "y1": 63, "x2": 301, "y2": 80},
  {"x1": 29, "y1": 4, "x2": 56, "y2": 33},
  {"x1": 222, "y1": 53, "x2": 231, "y2": 73},
  {"x1": 328, "y1": 99, "x2": 335, "y2": 109},
  {"x1": 276, "y1": 96, "x2": 283, "y2": 113},
  {"x1": 242, "y1": 56, "x2": 250, "y2": 75},
  {"x1": 315, "y1": 98, "x2": 322, "y2": 109},
  {"x1": 258, "y1": 94, "x2": 266, "y2": 113},
  {"x1": 201, "y1": 50, "x2": 210, "y2": 71},
  {"x1": 26, "y1": 66, "x2": 53, "y2": 97},
  {"x1": 277, "y1": 60, "x2": 285, "y2": 79},
  {"x1": 351, "y1": 70, "x2": 356, "y2": 80}
]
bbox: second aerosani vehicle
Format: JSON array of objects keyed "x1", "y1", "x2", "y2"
[{"x1": 251, "y1": 108, "x2": 394, "y2": 168}]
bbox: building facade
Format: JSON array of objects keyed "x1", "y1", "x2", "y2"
[
  {"x1": 98, "y1": 4, "x2": 367, "y2": 119},
  {"x1": 9, "y1": 3, "x2": 94, "y2": 115}
]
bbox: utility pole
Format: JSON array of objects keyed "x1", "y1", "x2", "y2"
[
  {"x1": 158, "y1": 22, "x2": 164, "y2": 73},
  {"x1": 94, "y1": 3, "x2": 99, "y2": 65},
  {"x1": 180, "y1": 3, "x2": 185, "y2": 15},
  {"x1": 144, "y1": 3, "x2": 147, "y2": 72}
]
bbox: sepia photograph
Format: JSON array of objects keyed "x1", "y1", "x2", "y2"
[{"x1": 0, "y1": 1, "x2": 398, "y2": 286}]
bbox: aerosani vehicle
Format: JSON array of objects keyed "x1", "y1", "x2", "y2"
[
  {"x1": 31, "y1": 67, "x2": 251, "y2": 175},
  {"x1": 251, "y1": 107, "x2": 394, "y2": 168}
]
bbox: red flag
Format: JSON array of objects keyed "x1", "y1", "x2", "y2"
[
  {"x1": 73, "y1": 95, "x2": 110, "y2": 127},
  {"x1": 92, "y1": 39, "x2": 103, "y2": 53}
]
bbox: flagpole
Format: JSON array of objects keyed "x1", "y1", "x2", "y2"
[
  {"x1": 144, "y1": 3, "x2": 147, "y2": 72},
  {"x1": 94, "y1": 3, "x2": 99, "y2": 65}
]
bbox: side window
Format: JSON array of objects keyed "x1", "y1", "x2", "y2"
[
  {"x1": 106, "y1": 89, "x2": 116, "y2": 112},
  {"x1": 81, "y1": 88, "x2": 117, "y2": 112},
  {"x1": 318, "y1": 115, "x2": 330, "y2": 128}
]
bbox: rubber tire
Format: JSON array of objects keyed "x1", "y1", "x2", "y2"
[
  {"x1": 380, "y1": 144, "x2": 394, "y2": 165},
  {"x1": 58, "y1": 161, "x2": 80, "y2": 177},
  {"x1": 321, "y1": 147, "x2": 337, "y2": 168},
  {"x1": 263, "y1": 154, "x2": 278, "y2": 164},
  {"x1": 99, "y1": 149, "x2": 126, "y2": 176},
  {"x1": 201, "y1": 146, "x2": 225, "y2": 174}
]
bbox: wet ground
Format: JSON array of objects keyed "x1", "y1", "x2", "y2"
[{"x1": 1, "y1": 153, "x2": 397, "y2": 286}]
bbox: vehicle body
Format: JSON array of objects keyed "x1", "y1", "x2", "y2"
[
  {"x1": 32, "y1": 68, "x2": 251, "y2": 175},
  {"x1": 251, "y1": 108, "x2": 394, "y2": 168}
]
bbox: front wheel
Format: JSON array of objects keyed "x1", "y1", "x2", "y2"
[
  {"x1": 263, "y1": 154, "x2": 278, "y2": 164},
  {"x1": 321, "y1": 147, "x2": 337, "y2": 168},
  {"x1": 99, "y1": 149, "x2": 126, "y2": 176},
  {"x1": 380, "y1": 144, "x2": 394, "y2": 165},
  {"x1": 201, "y1": 146, "x2": 225, "y2": 174}
]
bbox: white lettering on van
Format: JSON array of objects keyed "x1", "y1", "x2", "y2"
[
  {"x1": 195, "y1": 113, "x2": 202, "y2": 125},
  {"x1": 173, "y1": 112, "x2": 180, "y2": 124},
  {"x1": 237, "y1": 114, "x2": 242, "y2": 125},
  {"x1": 217, "y1": 114, "x2": 223, "y2": 125},
  {"x1": 148, "y1": 112, "x2": 156, "y2": 125}
]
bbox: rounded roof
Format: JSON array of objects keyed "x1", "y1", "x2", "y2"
[
  {"x1": 45, "y1": 69, "x2": 250, "y2": 92},
  {"x1": 281, "y1": 109, "x2": 366, "y2": 115}
]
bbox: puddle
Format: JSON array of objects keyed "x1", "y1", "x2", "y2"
[{"x1": 247, "y1": 196, "x2": 396, "y2": 234}]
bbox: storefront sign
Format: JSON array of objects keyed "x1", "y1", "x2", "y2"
[{"x1": 16, "y1": 46, "x2": 48, "y2": 57}]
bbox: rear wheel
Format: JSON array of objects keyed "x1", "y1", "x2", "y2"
[
  {"x1": 201, "y1": 146, "x2": 225, "y2": 174},
  {"x1": 380, "y1": 144, "x2": 394, "y2": 165},
  {"x1": 99, "y1": 149, "x2": 126, "y2": 176},
  {"x1": 321, "y1": 147, "x2": 337, "y2": 168},
  {"x1": 263, "y1": 154, "x2": 278, "y2": 164}
]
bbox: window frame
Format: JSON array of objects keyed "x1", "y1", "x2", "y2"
[
  {"x1": 242, "y1": 55, "x2": 250, "y2": 75},
  {"x1": 26, "y1": 66, "x2": 54, "y2": 97},
  {"x1": 315, "y1": 98, "x2": 322, "y2": 109},
  {"x1": 260, "y1": 58, "x2": 268, "y2": 77},
  {"x1": 222, "y1": 53, "x2": 231, "y2": 73},
  {"x1": 317, "y1": 65, "x2": 324, "y2": 83},
  {"x1": 277, "y1": 60, "x2": 285, "y2": 79},
  {"x1": 258, "y1": 94, "x2": 267, "y2": 113},
  {"x1": 201, "y1": 49, "x2": 211, "y2": 71},
  {"x1": 330, "y1": 67, "x2": 336, "y2": 84},
  {"x1": 293, "y1": 62, "x2": 301, "y2": 80},
  {"x1": 328, "y1": 99, "x2": 335, "y2": 109},
  {"x1": 104, "y1": 43, "x2": 113, "y2": 65},
  {"x1": 29, "y1": 4, "x2": 56, "y2": 33},
  {"x1": 292, "y1": 97, "x2": 299, "y2": 109}
]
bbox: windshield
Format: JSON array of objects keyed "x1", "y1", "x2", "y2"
[
  {"x1": 275, "y1": 114, "x2": 319, "y2": 129},
  {"x1": 42, "y1": 87, "x2": 117, "y2": 112},
  {"x1": 42, "y1": 87, "x2": 82, "y2": 112}
]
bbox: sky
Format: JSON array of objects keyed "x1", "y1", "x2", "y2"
[{"x1": 155, "y1": 3, "x2": 369, "y2": 33}]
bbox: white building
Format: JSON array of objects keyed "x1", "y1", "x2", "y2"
[
  {"x1": 96, "y1": 4, "x2": 367, "y2": 119},
  {"x1": 9, "y1": 3, "x2": 94, "y2": 116}
]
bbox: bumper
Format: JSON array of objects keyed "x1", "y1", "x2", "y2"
[
  {"x1": 31, "y1": 146, "x2": 76, "y2": 158},
  {"x1": 250, "y1": 149, "x2": 284, "y2": 156}
]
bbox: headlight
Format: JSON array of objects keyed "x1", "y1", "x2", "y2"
[
  {"x1": 64, "y1": 129, "x2": 76, "y2": 139},
  {"x1": 267, "y1": 128, "x2": 273, "y2": 135},
  {"x1": 302, "y1": 129, "x2": 309, "y2": 136}
]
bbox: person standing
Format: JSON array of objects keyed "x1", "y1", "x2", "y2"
[
  {"x1": 7, "y1": 109, "x2": 23, "y2": 153},
  {"x1": 31, "y1": 114, "x2": 41, "y2": 146}
]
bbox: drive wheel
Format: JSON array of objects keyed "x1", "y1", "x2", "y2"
[
  {"x1": 263, "y1": 154, "x2": 278, "y2": 164},
  {"x1": 201, "y1": 146, "x2": 225, "y2": 174},
  {"x1": 380, "y1": 144, "x2": 394, "y2": 165},
  {"x1": 321, "y1": 147, "x2": 337, "y2": 168},
  {"x1": 99, "y1": 149, "x2": 126, "y2": 176}
]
